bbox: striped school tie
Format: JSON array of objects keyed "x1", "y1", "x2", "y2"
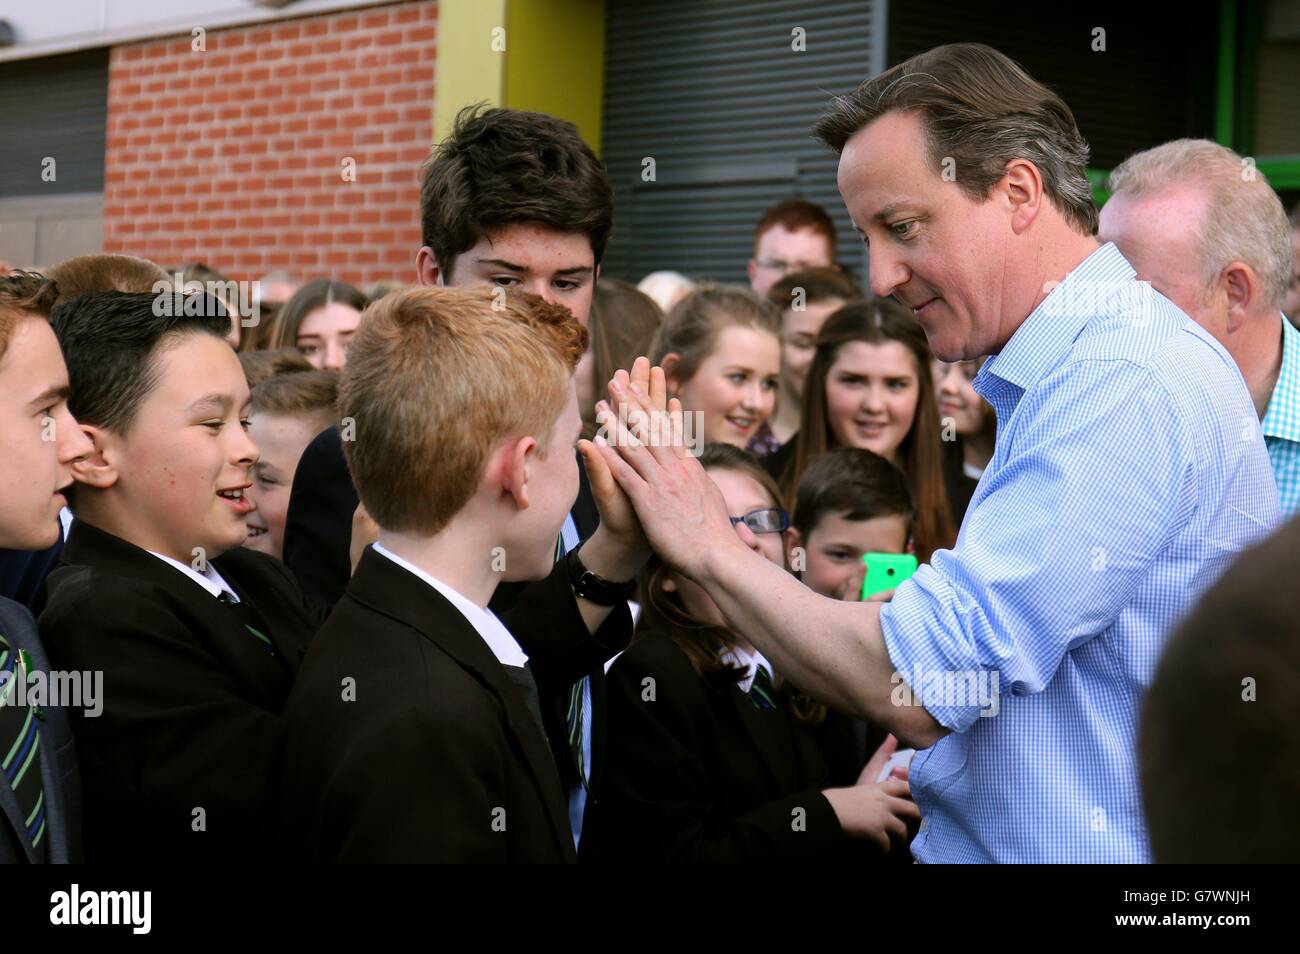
[
  {"x1": 749, "y1": 664, "x2": 777, "y2": 710},
  {"x1": 216, "y1": 591, "x2": 276, "y2": 655},
  {"x1": 0, "y1": 631, "x2": 48, "y2": 861},
  {"x1": 555, "y1": 530, "x2": 587, "y2": 783}
]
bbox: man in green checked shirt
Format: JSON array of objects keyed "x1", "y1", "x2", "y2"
[{"x1": 1101, "y1": 139, "x2": 1300, "y2": 515}]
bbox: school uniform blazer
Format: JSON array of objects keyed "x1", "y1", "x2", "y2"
[
  {"x1": 583, "y1": 632, "x2": 857, "y2": 864},
  {"x1": 0, "y1": 596, "x2": 80, "y2": 863},
  {"x1": 281, "y1": 425, "x2": 632, "y2": 802},
  {"x1": 279, "y1": 547, "x2": 578, "y2": 862},
  {"x1": 37, "y1": 520, "x2": 321, "y2": 863}
]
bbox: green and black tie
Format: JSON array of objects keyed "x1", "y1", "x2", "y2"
[
  {"x1": 0, "y1": 631, "x2": 48, "y2": 861},
  {"x1": 217, "y1": 591, "x2": 275, "y2": 655},
  {"x1": 749, "y1": 664, "x2": 777, "y2": 710}
]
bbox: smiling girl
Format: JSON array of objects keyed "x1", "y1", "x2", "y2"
[
  {"x1": 649, "y1": 286, "x2": 781, "y2": 449},
  {"x1": 779, "y1": 299, "x2": 955, "y2": 562}
]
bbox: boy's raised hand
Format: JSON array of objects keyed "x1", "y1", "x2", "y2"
[{"x1": 576, "y1": 437, "x2": 647, "y2": 566}]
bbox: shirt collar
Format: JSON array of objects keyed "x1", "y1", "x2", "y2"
[
  {"x1": 720, "y1": 643, "x2": 773, "y2": 694},
  {"x1": 146, "y1": 550, "x2": 237, "y2": 601},
  {"x1": 978, "y1": 242, "x2": 1136, "y2": 396},
  {"x1": 371, "y1": 542, "x2": 529, "y2": 668},
  {"x1": 1261, "y1": 312, "x2": 1300, "y2": 444}
]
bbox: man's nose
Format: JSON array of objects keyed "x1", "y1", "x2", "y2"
[{"x1": 868, "y1": 246, "x2": 909, "y2": 298}]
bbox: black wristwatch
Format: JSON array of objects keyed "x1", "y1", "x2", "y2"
[{"x1": 565, "y1": 545, "x2": 638, "y2": 606}]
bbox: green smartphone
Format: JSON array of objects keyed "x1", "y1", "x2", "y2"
[{"x1": 860, "y1": 552, "x2": 918, "y2": 600}]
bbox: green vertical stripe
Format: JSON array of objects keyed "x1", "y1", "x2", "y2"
[{"x1": 2, "y1": 706, "x2": 33, "y2": 770}]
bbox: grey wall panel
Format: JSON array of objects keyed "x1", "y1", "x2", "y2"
[
  {"x1": 0, "y1": 48, "x2": 109, "y2": 197},
  {"x1": 601, "y1": 0, "x2": 877, "y2": 287}
]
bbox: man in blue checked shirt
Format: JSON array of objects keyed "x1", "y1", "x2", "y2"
[
  {"x1": 591, "y1": 44, "x2": 1280, "y2": 863},
  {"x1": 1100, "y1": 139, "x2": 1300, "y2": 516}
]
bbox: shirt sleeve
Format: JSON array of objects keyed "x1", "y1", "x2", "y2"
[{"x1": 880, "y1": 358, "x2": 1195, "y2": 733}]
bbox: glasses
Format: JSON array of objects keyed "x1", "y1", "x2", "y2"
[{"x1": 729, "y1": 507, "x2": 790, "y2": 534}]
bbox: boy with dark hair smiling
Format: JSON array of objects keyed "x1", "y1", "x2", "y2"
[
  {"x1": 39, "y1": 291, "x2": 321, "y2": 863},
  {"x1": 0, "y1": 271, "x2": 92, "y2": 863}
]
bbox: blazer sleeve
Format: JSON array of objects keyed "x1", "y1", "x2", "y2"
[
  {"x1": 594, "y1": 644, "x2": 844, "y2": 863},
  {"x1": 38, "y1": 575, "x2": 286, "y2": 838},
  {"x1": 282, "y1": 426, "x2": 356, "y2": 611},
  {"x1": 500, "y1": 557, "x2": 632, "y2": 703}
]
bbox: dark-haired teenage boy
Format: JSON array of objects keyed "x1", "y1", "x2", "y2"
[
  {"x1": 0, "y1": 272, "x2": 93, "y2": 863},
  {"x1": 283, "y1": 105, "x2": 644, "y2": 852},
  {"x1": 38, "y1": 291, "x2": 322, "y2": 863}
]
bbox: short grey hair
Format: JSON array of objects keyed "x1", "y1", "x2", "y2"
[{"x1": 1107, "y1": 139, "x2": 1291, "y2": 310}]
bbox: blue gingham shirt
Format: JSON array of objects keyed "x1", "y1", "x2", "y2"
[
  {"x1": 1262, "y1": 312, "x2": 1300, "y2": 515},
  {"x1": 880, "y1": 243, "x2": 1279, "y2": 863}
]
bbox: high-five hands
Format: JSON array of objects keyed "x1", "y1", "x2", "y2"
[{"x1": 588, "y1": 358, "x2": 745, "y2": 582}]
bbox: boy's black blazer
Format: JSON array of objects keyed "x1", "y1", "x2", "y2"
[
  {"x1": 0, "y1": 596, "x2": 80, "y2": 863},
  {"x1": 583, "y1": 632, "x2": 864, "y2": 864},
  {"x1": 279, "y1": 547, "x2": 579, "y2": 862},
  {"x1": 37, "y1": 520, "x2": 321, "y2": 863},
  {"x1": 282, "y1": 425, "x2": 631, "y2": 812}
]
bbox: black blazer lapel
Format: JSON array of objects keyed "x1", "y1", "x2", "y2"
[
  {"x1": 725, "y1": 684, "x2": 801, "y2": 794},
  {"x1": 346, "y1": 549, "x2": 576, "y2": 860},
  {"x1": 59, "y1": 522, "x2": 291, "y2": 707},
  {"x1": 0, "y1": 770, "x2": 36, "y2": 862}
]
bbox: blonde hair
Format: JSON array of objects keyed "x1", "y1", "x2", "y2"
[
  {"x1": 649, "y1": 284, "x2": 779, "y2": 385},
  {"x1": 1107, "y1": 139, "x2": 1292, "y2": 309},
  {"x1": 340, "y1": 286, "x2": 587, "y2": 535}
]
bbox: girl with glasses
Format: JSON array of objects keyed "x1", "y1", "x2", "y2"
[{"x1": 582, "y1": 443, "x2": 918, "y2": 863}]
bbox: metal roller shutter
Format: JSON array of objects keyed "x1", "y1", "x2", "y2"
[
  {"x1": 887, "y1": 0, "x2": 1218, "y2": 170},
  {"x1": 600, "y1": 0, "x2": 879, "y2": 286},
  {"x1": 0, "y1": 48, "x2": 109, "y2": 197}
]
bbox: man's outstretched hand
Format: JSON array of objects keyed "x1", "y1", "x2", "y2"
[{"x1": 590, "y1": 357, "x2": 747, "y2": 582}]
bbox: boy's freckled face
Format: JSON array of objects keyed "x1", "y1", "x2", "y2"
[
  {"x1": 800, "y1": 511, "x2": 910, "y2": 601},
  {"x1": 111, "y1": 333, "x2": 258, "y2": 562}
]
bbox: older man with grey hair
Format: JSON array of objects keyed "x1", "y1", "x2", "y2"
[{"x1": 1100, "y1": 139, "x2": 1300, "y2": 515}]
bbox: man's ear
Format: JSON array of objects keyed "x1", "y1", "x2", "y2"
[
  {"x1": 70, "y1": 424, "x2": 121, "y2": 490},
  {"x1": 1002, "y1": 158, "x2": 1044, "y2": 235},
  {"x1": 495, "y1": 435, "x2": 537, "y2": 511},
  {"x1": 660, "y1": 352, "x2": 683, "y2": 395},
  {"x1": 1221, "y1": 262, "x2": 1256, "y2": 335},
  {"x1": 661, "y1": 573, "x2": 678, "y2": 594},
  {"x1": 415, "y1": 247, "x2": 445, "y2": 287}
]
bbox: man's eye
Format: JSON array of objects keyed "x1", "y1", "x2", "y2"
[
  {"x1": 491, "y1": 276, "x2": 520, "y2": 287},
  {"x1": 554, "y1": 280, "x2": 580, "y2": 291},
  {"x1": 890, "y1": 221, "x2": 917, "y2": 238}
]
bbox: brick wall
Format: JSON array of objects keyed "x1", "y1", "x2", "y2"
[{"x1": 103, "y1": 1, "x2": 437, "y2": 286}]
